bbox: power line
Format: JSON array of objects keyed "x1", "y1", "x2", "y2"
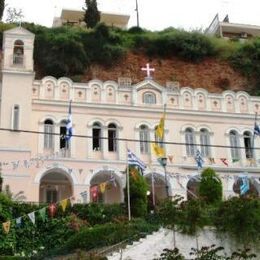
[{"x1": 0, "y1": 127, "x2": 259, "y2": 151}]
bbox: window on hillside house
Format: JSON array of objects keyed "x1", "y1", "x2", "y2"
[
  {"x1": 243, "y1": 131, "x2": 253, "y2": 159},
  {"x1": 93, "y1": 122, "x2": 102, "y2": 151},
  {"x1": 108, "y1": 123, "x2": 117, "y2": 152},
  {"x1": 143, "y1": 92, "x2": 156, "y2": 104},
  {"x1": 13, "y1": 105, "x2": 20, "y2": 130},
  {"x1": 200, "y1": 129, "x2": 211, "y2": 157},
  {"x1": 44, "y1": 119, "x2": 54, "y2": 149},
  {"x1": 229, "y1": 130, "x2": 240, "y2": 160},
  {"x1": 140, "y1": 124, "x2": 149, "y2": 154},
  {"x1": 185, "y1": 128, "x2": 196, "y2": 156},
  {"x1": 13, "y1": 40, "x2": 24, "y2": 65}
]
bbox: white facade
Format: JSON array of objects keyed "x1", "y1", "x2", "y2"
[{"x1": 0, "y1": 27, "x2": 259, "y2": 204}]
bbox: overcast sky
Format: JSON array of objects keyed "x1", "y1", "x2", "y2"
[{"x1": 3, "y1": 0, "x2": 260, "y2": 31}]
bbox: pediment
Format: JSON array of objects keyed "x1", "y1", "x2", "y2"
[
  {"x1": 4, "y1": 27, "x2": 35, "y2": 38},
  {"x1": 135, "y1": 79, "x2": 163, "y2": 92}
]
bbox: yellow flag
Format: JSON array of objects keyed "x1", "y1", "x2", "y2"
[
  {"x1": 3, "y1": 220, "x2": 11, "y2": 234},
  {"x1": 151, "y1": 143, "x2": 165, "y2": 157},
  {"x1": 155, "y1": 114, "x2": 165, "y2": 139},
  {"x1": 99, "y1": 182, "x2": 107, "y2": 193},
  {"x1": 60, "y1": 199, "x2": 68, "y2": 212},
  {"x1": 130, "y1": 168, "x2": 138, "y2": 181}
]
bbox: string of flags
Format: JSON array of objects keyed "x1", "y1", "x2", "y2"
[{"x1": 1, "y1": 196, "x2": 75, "y2": 235}]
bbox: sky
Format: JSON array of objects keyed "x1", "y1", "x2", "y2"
[{"x1": 3, "y1": 0, "x2": 260, "y2": 31}]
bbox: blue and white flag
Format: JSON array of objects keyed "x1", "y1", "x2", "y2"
[
  {"x1": 254, "y1": 122, "x2": 260, "y2": 136},
  {"x1": 195, "y1": 149, "x2": 204, "y2": 169},
  {"x1": 66, "y1": 100, "x2": 73, "y2": 141},
  {"x1": 240, "y1": 176, "x2": 250, "y2": 195},
  {"x1": 127, "y1": 149, "x2": 146, "y2": 171}
]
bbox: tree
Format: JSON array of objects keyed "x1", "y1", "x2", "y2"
[
  {"x1": 125, "y1": 166, "x2": 148, "y2": 218},
  {"x1": 198, "y1": 168, "x2": 222, "y2": 205},
  {"x1": 83, "y1": 0, "x2": 100, "y2": 29},
  {"x1": 5, "y1": 7, "x2": 24, "y2": 24},
  {"x1": 0, "y1": 0, "x2": 5, "y2": 21}
]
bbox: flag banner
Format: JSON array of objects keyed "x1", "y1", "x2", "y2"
[
  {"x1": 99, "y1": 182, "x2": 107, "y2": 193},
  {"x1": 48, "y1": 203, "x2": 57, "y2": 218},
  {"x1": 39, "y1": 207, "x2": 47, "y2": 222},
  {"x1": 151, "y1": 143, "x2": 165, "y2": 157},
  {"x1": 16, "y1": 217, "x2": 22, "y2": 228},
  {"x1": 28, "y1": 212, "x2": 36, "y2": 225},
  {"x1": 130, "y1": 168, "x2": 138, "y2": 181},
  {"x1": 60, "y1": 199, "x2": 68, "y2": 212},
  {"x1": 2, "y1": 221, "x2": 11, "y2": 234},
  {"x1": 195, "y1": 150, "x2": 204, "y2": 169},
  {"x1": 127, "y1": 149, "x2": 146, "y2": 171},
  {"x1": 254, "y1": 122, "x2": 260, "y2": 136},
  {"x1": 209, "y1": 157, "x2": 215, "y2": 164},
  {"x1": 109, "y1": 174, "x2": 117, "y2": 187},
  {"x1": 168, "y1": 155, "x2": 173, "y2": 163},
  {"x1": 240, "y1": 176, "x2": 250, "y2": 195},
  {"x1": 220, "y1": 158, "x2": 228, "y2": 166},
  {"x1": 155, "y1": 113, "x2": 165, "y2": 139},
  {"x1": 90, "y1": 185, "x2": 99, "y2": 201},
  {"x1": 65, "y1": 100, "x2": 73, "y2": 141}
]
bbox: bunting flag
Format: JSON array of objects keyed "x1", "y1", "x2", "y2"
[
  {"x1": 15, "y1": 217, "x2": 22, "y2": 228},
  {"x1": 39, "y1": 207, "x2": 47, "y2": 222},
  {"x1": 127, "y1": 149, "x2": 146, "y2": 171},
  {"x1": 130, "y1": 168, "x2": 139, "y2": 181},
  {"x1": 240, "y1": 176, "x2": 250, "y2": 195},
  {"x1": 2, "y1": 221, "x2": 11, "y2": 234},
  {"x1": 65, "y1": 100, "x2": 73, "y2": 141},
  {"x1": 28, "y1": 212, "x2": 36, "y2": 225},
  {"x1": 70, "y1": 196, "x2": 76, "y2": 207},
  {"x1": 155, "y1": 112, "x2": 165, "y2": 139},
  {"x1": 48, "y1": 203, "x2": 57, "y2": 218},
  {"x1": 60, "y1": 199, "x2": 68, "y2": 212},
  {"x1": 109, "y1": 174, "x2": 117, "y2": 187},
  {"x1": 151, "y1": 143, "x2": 165, "y2": 157},
  {"x1": 195, "y1": 149, "x2": 204, "y2": 169},
  {"x1": 99, "y1": 182, "x2": 107, "y2": 193},
  {"x1": 220, "y1": 158, "x2": 229, "y2": 166},
  {"x1": 168, "y1": 155, "x2": 173, "y2": 163}
]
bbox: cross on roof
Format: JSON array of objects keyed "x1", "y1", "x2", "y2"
[{"x1": 141, "y1": 63, "x2": 155, "y2": 79}]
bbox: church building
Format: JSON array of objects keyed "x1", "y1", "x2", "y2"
[{"x1": 0, "y1": 27, "x2": 259, "y2": 204}]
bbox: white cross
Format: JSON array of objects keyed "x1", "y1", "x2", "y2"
[{"x1": 141, "y1": 63, "x2": 155, "y2": 78}]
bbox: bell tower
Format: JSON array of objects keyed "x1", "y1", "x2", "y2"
[{"x1": 0, "y1": 27, "x2": 35, "y2": 147}]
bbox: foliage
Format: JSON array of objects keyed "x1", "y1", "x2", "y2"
[
  {"x1": 214, "y1": 197, "x2": 260, "y2": 246},
  {"x1": 228, "y1": 248, "x2": 257, "y2": 259},
  {"x1": 84, "y1": 0, "x2": 100, "y2": 29},
  {"x1": 125, "y1": 166, "x2": 149, "y2": 218},
  {"x1": 189, "y1": 244, "x2": 226, "y2": 260},
  {"x1": 198, "y1": 168, "x2": 223, "y2": 205},
  {"x1": 154, "y1": 248, "x2": 185, "y2": 260},
  {"x1": 0, "y1": 0, "x2": 4, "y2": 21},
  {"x1": 5, "y1": 7, "x2": 23, "y2": 24}
]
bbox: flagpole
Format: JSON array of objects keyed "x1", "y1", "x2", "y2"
[
  {"x1": 151, "y1": 171, "x2": 155, "y2": 208},
  {"x1": 126, "y1": 146, "x2": 131, "y2": 221},
  {"x1": 252, "y1": 112, "x2": 257, "y2": 161}
]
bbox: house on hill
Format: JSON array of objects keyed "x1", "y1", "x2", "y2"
[
  {"x1": 0, "y1": 26, "x2": 259, "y2": 204},
  {"x1": 205, "y1": 13, "x2": 260, "y2": 41},
  {"x1": 53, "y1": 8, "x2": 130, "y2": 29}
]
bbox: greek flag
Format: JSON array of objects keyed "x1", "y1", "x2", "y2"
[
  {"x1": 127, "y1": 149, "x2": 146, "y2": 171},
  {"x1": 195, "y1": 149, "x2": 204, "y2": 169},
  {"x1": 240, "y1": 176, "x2": 250, "y2": 195},
  {"x1": 65, "y1": 100, "x2": 73, "y2": 141},
  {"x1": 254, "y1": 122, "x2": 260, "y2": 136}
]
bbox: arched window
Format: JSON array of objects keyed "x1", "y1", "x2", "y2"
[
  {"x1": 143, "y1": 92, "x2": 156, "y2": 104},
  {"x1": 60, "y1": 120, "x2": 68, "y2": 150},
  {"x1": 44, "y1": 119, "x2": 54, "y2": 150},
  {"x1": 243, "y1": 131, "x2": 253, "y2": 159},
  {"x1": 200, "y1": 129, "x2": 210, "y2": 157},
  {"x1": 13, "y1": 105, "x2": 20, "y2": 130},
  {"x1": 229, "y1": 130, "x2": 240, "y2": 160},
  {"x1": 185, "y1": 128, "x2": 196, "y2": 156},
  {"x1": 140, "y1": 124, "x2": 149, "y2": 154},
  {"x1": 13, "y1": 40, "x2": 24, "y2": 65},
  {"x1": 108, "y1": 123, "x2": 117, "y2": 152},
  {"x1": 93, "y1": 122, "x2": 102, "y2": 151}
]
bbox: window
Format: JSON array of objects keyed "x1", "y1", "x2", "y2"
[
  {"x1": 13, "y1": 105, "x2": 19, "y2": 130},
  {"x1": 108, "y1": 123, "x2": 117, "y2": 152},
  {"x1": 60, "y1": 120, "x2": 68, "y2": 149},
  {"x1": 243, "y1": 131, "x2": 253, "y2": 159},
  {"x1": 229, "y1": 130, "x2": 240, "y2": 160},
  {"x1": 185, "y1": 128, "x2": 196, "y2": 156},
  {"x1": 140, "y1": 125, "x2": 149, "y2": 154},
  {"x1": 46, "y1": 189, "x2": 58, "y2": 203},
  {"x1": 13, "y1": 40, "x2": 24, "y2": 65},
  {"x1": 143, "y1": 92, "x2": 156, "y2": 104},
  {"x1": 93, "y1": 122, "x2": 102, "y2": 151},
  {"x1": 44, "y1": 119, "x2": 54, "y2": 150},
  {"x1": 200, "y1": 129, "x2": 210, "y2": 157}
]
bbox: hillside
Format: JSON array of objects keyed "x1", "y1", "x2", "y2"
[{"x1": 83, "y1": 51, "x2": 249, "y2": 94}]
